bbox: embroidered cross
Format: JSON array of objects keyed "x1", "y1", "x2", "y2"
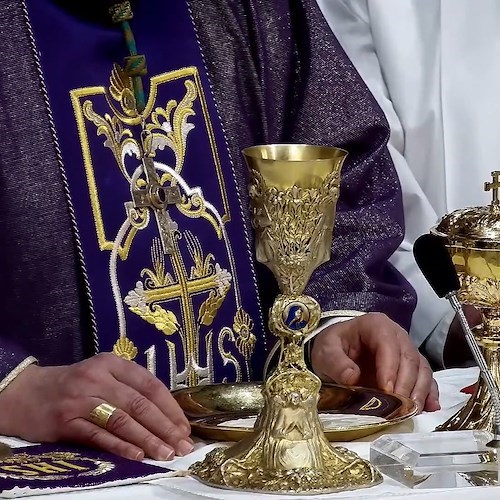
[
  {"x1": 132, "y1": 157, "x2": 181, "y2": 253},
  {"x1": 485, "y1": 171, "x2": 500, "y2": 205}
]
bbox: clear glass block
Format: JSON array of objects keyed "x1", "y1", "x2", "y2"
[{"x1": 370, "y1": 430, "x2": 499, "y2": 488}]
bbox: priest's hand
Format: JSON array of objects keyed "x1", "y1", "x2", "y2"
[
  {"x1": 310, "y1": 313, "x2": 440, "y2": 413},
  {"x1": 0, "y1": 353, "x2": 193, "y2": 460}
]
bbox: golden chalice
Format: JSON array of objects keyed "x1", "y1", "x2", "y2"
[
  {"x1": 433, "y1": 172, "x2": 500, "y2": 433},
  {"x1": 189, "y1": 144, "x2": 381, "y2": 494}
]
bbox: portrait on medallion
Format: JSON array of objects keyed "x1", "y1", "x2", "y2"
[{"x1": 0, "y1": 0, "x2": 437, "y2": 461}]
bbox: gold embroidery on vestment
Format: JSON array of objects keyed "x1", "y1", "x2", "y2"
[
  {"x1": 71, "y1": 66, "x2": 256, "y2": 387},
  {"x1": 112, "y1": 337, "x2": 138, "y2": 361}
]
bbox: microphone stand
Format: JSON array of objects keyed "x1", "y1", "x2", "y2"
[{"x1": 447, "y1": 292, "x2": 500, "y2": 447}]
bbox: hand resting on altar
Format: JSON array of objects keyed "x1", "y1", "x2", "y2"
[
  {"x1": 0, "y1": 353, "x2": 193, "y2": 461},
  {"x1": 310, "y1": 312, "x2": 440, "y2": 413}
]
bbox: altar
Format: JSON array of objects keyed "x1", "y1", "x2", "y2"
[{"x1": 3, "y1": 366, "x2": 495, "y2": 499}]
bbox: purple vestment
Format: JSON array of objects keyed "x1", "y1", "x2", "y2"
[{"x1": 0, "y1": 0, "x2": 416, "y2": 387}]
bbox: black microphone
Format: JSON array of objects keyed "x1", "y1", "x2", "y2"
[
  {"x1": 414, "y1": 233, "x2": 500, "y2": 445},
  {"x1": 413, "y1": 233, "x2": 460, "y2": 298}
]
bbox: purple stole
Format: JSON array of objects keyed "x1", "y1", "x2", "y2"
[{"x1": 24, "y1": 0, "x2": 267, "y2": 388}]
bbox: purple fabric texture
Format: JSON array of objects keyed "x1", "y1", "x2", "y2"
[
  {"x1": 0, "y1": 0, "x2": 416, "y2": 383},
  {"x1": 189, "y1": 0, "x2": 416, "y2": 327}
]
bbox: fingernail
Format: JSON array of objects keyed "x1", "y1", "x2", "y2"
[
  {"x1": 131, "y1": 449, "x2": 144, "y2": 461},
  {"x1": 385, "y1": 381, "x2": 394, "y2": 393},
  {"x1": 158, "y1": 445, "x2": 175, "y2": 461},
  {"x1": 177, "y1": 439, "x2": 194, "y2": 457}
]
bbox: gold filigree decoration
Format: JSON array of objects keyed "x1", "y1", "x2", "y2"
[
  {"x1": 0, "y1": 451, "x2": 81, "y2": 466},
  {"x1": 458, "y1": 274, "x2": 500, "y2": 308},
  {"x1": 248, "y1": 169, "x2": 340, "y2": 296},
  {"x1": 133, "y1": 304, "x2": 179, "y2": 335},
  {"x1": 109, "y1": 63, "x2": 138, "y2": 118},
  {"x1": 182, "y1": 231, "x2": 231, "y2": 326},
  {"x1": 159, "y1": 171, "x2": 222, "y2": 239},
  {"x1": 82, "y1": 100, "x2": 138, "y2": 182},
  {"x1": 145, "y1": 80, "x2": 197, "y2": 171},
  {"x1": 282, "y1": 343, "x2": 304, "y2": 366},
  {"x1": 112, "y1": 337, "x2": 138, "y2": 361},
  {"x1": 233, "y1": 308, "x2": 256, "y2": 360},
  {"x1": 72, "y1": 67, "x2": 233, "y2": 265},
  {"x1": 124, "y1": 281, "x2": 179, "y2": 335},
  {"x1": 199, "y1": 286, "x2": 230, "y2": 326},
  {"x1": 187, "y1": 231, "x2": 214, "y2": 279},
  {"x1": 191, "y1": 368, "x2": 380, "y2": 492},
  {"x1": 126, "y1": 204, "x2": 149, "y2": 230},
  {"x1": 191, "y1": 443, "x2": 379, "y2": 493},
  {"x1": 123, "y1": 231, "x2": 233, "y2": 386},
  {"x1": 435, "y1": 205, "x2": 500, "y2": 243}
]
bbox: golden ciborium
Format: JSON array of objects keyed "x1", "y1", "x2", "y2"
[
  {"x1": 433, "y1": 172, "x2": 500, "y2": 434},
  {"x1": 189, "y1": 144, "x2": 381, "y2": 494}
]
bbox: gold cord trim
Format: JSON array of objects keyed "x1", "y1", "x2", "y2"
[
  {"x1": 0, "y1": 356, "x2": 38, "y2": 394},
  {"x1": 320, "y1": 310, "x2": 366, "y2": 319}
]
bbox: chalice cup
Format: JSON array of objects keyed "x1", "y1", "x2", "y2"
[
  {"x1": 189, "y1": 144, "x2": 381, "y2": 494},
  {"x1": 434, "y1": 172, "x2": 500, "y2": 434}
]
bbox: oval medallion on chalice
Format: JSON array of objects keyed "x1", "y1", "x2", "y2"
[{"x1": 283, "y1": 301, "x2": 312, "y2": 331}]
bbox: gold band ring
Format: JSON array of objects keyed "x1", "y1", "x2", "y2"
[{"x1": 89, "y1": 403, "x2": 118, "y2": 429}]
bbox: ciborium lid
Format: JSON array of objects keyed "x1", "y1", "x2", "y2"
[{"x1": 432, "y1": 171, "x2": 500, "y2": 248}]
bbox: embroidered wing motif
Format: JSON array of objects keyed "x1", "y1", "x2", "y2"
[{"x1": 109, "y1": 63, "x2": 137, "y2": 117}]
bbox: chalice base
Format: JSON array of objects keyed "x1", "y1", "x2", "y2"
[
  {"x1": 189, "y1": 426, "x2": 382, "y2": 495},
  {"x1": 190, "y1": 365, "x2": 381, "y2": 494},
  {"x1": 436, "y1": 325, "x2": 500, "y2": 434},
  {"x1": 435, "y1": 379, "x2": 494, "y2": 433}
]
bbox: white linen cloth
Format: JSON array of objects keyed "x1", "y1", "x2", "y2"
[{"x1": 2, "y1": 367, "x2": 488, "y2": 499}]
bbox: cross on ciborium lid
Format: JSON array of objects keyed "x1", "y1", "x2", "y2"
[{"x1": 485, "y1": 170, "x2": 500, "y2": 210}]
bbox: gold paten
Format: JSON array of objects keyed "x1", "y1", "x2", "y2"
[
  {"x1": 433, "y1": 171, "x2": 500, "y2": 433},
  {"x1": 189, "y1": 145, "x2": 381, "y2": 494},
  {"x1": 174, "y1": 382, "x2": 418, "y2": 442}
]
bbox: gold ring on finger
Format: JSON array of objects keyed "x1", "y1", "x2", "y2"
[{"x1": 89, "y1": 402, "x2": 118, "y2": 430}]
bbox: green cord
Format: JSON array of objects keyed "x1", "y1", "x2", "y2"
[{"x1": 109, "y1": 1, "x2": 147, "y2": 113}]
